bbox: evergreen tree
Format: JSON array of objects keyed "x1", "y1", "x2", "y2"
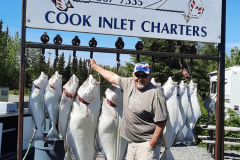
[
  {"x1": 77, "y1": 58, "x2": 84, "y2": 85},
  {"x1": 57, "y1": 52, "x2": 65, "y2": 77},
  {"x1": 0, "y1": 22, "x2": 20, "y2": 89},
  {"x1": 0, "y1": 20, "x2": 9, "y2": 87},
  {"x1": 64, "y1": 54, "x2": 72, "y2": 85},
  {"x1": 99, "y1": 65, "x2": 111, "y2": 99},
  {"x1": 72, "y1": 53, "x2": 78, "y2": 75},
  {"x1": 82, "y1": 59, "x2": 89, "y2": 82}
]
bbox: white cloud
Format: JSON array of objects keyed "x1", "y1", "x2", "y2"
[{"x1": 226, "y1": 43, "x2": 240, "y2": 49}]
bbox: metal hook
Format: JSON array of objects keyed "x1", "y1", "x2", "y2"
[
  {"x1": 135, "y1": 41, "x2": 143, "y2": 63},
  {"x1": 116, "y1": 53, "x2": 121, "y2": 74},
  {"x1": 71, "y1": 36, "x2": 80, "y2": 74},
  {"x1": 52, "y1": 34, "x2": 63, "y2": 72},
  {"x1": 150, "y1": 42, "x2": 158, "y2": 52},
  {"x1": 89, "y1": 37, "x2": 97, "y2": 59},
  {"x1": 152, "y1": 56, "x2": 155, "y2": 72},
  {"x1": 40, "y1": 32, "x2": 50, "y2": 44},
  {"x1": 167, "y1": 58, "x2": 172, "y2": 77},
  {"x1": 115, "y1": 37, "x2": 124, "y2": 74},
  {"x1": 115, "y1": 37, "x2": 124, "y2": 49},
  {"x1": 40, "y1": 32, "x2": 49, "y2": 72},
  {"x1": 189, "y1": 45, "x2": 197, "y2": 70}
]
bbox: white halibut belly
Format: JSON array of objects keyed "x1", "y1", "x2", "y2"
[
  {"x1": 29, "y1": 88, "x2": 45, "y2": 127},
  {"x1": 67, "y1": 100, "x2": 100, "y2": 160},
  {"x1": 190, "y1": 95, "x2": 201, "y2": 121},
  {"x1": 97, "y1": 108, "x2": 128, "y2": 160},
  {"x1": 163, "y1": 95, "x2": 179, "y2": 147},
  {"x1": 45, "y1": 86, "x2": 61, "y2": 124},
  {"x1": 59, "y1": 97, "x2": 73, "y2": 140},
  {"x1": 175, "y1": 92, "x2": 190, "y2": 140},
  {"x1": 44, "y1": 86, "x2": 62, "y2": 140},
  {"x1": 28, "y1": 87, "x2": 45, "y2": 140}
]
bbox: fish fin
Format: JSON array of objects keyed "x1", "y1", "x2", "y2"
[
  {"x1": 33, "y1": 128, "x2": 45, "y2": 141},
  {"x1": 83, "y1": 106, "x2": 88, "y2": 117},
  {"x1": 160, "y1": 148, "x2": 174, "y2": 160},
  {"x1": 64, "y1": 147, "x2": 72, "y2": 160},
  {"x1": 111, "y1": 111, "x2": 117, "y2": 119},
  {"x1": 182, "y1": 125, "x2": 188, "y2": 138},
  {"x1": 96, "y1": 137, "x2": 107, "y2": 160},
  {"x1": 174, "y1": 129, "x2": 185, "y2": 144},
  {"x1": 185, "y1": 128, "x2": 194, "y2": 141},
  {"x1": 46, "y1": 124, "x2": 60, "y2": 140}
]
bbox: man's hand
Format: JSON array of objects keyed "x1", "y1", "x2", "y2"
[
  {"x1": 87, "y1": 59, "x2": 96, "y2": 68},
  {"x1": 149, "y1": 120, "x2": 167, "y2": 149},
  {"x1": 149, "y1": 139, "x2": 157, "y2": 149},
  {"x1": 86, "y1": 59, "x2": 119, "y2": 85}
]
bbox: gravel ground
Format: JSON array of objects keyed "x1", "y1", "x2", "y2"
[
  {"x1": 160, "y1": 143, "x2": 240, "y2": 160},
  {"x1": 96, "y1": 143, "x2": 240, "y2": 160},
  {"x1": 16, "y1": 143, "x2": 240, "y2": 160}
]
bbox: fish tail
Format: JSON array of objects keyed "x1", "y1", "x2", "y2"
[
  {"x1": 46, "y1": 124, "x2": 59, "y2": 140},
  {"x1": 185, "y1": 129, "x2": 194, "y2": 141},
  {"x1": 160, "y1": 148, "x2": 174, "y2": 160},
  {"x1": 33, "y1": 128, "x2": 44, "y2": 141},
  {"x1": 64, "y1": 147, "x2": 72, "y2": 160}
]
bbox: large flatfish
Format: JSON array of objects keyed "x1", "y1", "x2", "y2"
[
  {"x1": 66, "y1": 75, "x2": 101, "y2": 160},
  {"x1": 44, "y1": 71, "x2": 62, "y2": 140},
  {"x1": 28, "y1": 72, "x2": 48, "y2": 141},
  {"x1": 96, "y1": 84, "x2": 128, "y2": 160}
]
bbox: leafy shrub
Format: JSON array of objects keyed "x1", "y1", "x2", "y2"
[
  {"x1": 196, "y1": 100, "x2": 215, "y2": 145},
  {"x1": 197, "y1": 101, "x2": 240, "y2": 151}
]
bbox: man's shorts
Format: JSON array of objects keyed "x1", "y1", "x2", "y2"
[{"x1": 126, "y1": 141, "x2": 161, "y2": 160}]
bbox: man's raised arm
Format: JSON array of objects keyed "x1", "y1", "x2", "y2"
[{"x1": 88, "y1": 59, "x2": 119, "y2": 85}]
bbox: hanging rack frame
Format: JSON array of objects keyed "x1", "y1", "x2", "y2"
[
  {"x1": 18, "y1": 0, "x2": 226, "y2": 160},
  {"x1": 25, "y1": 42, "x2": 220, "y2": 60}
]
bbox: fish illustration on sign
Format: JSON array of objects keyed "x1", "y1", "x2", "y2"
[
  {"x1": 51, "y1": 0, "x2": 74, "y2": 11},
  {"x1": 183, "y1": 0, "x2": 204, "y2": 23}
]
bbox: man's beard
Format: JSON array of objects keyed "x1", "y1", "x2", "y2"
[{"x1": 136, "y1": 84, "x2": 145, "y2": 90}]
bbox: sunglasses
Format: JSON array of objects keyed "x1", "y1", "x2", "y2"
[{"x1": 134, "y1": 73, "x2": 149, "y2": 78}]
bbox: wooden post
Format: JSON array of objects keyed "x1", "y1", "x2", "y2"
[
  {"x1": 215, "y1": 0, "x2": 226, "y2": 159},
  {"x1": 17, "y1": 0, "x2": 26, "y2": 159}
]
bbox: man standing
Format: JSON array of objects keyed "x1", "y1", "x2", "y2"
[{"x1": 88, "y1": 59, "x2": 168, "y2": 160}]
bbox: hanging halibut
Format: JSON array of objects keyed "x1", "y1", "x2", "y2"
[
  {"x1": 96, "y1": 84, "x2": 128, "y2": 160},
  {"x1": 44, "y1": 71, "x2": 62, "y2": 140},
  {"x1": 58, "y1": 75, "x2": 79, "y2": 160},
  {"x1": 174, "y1": 80, "x2": 192, "y2": 143},
  {"x1": 28, "y1": 72, "x2": 48, "y2": 141},
  {"x1": 151, "y1": 78, "x2": 162, "y2": 88},
  {"x1": 66, "y1": 75, "x2": 101, "y2": 160},
  {"x1": 185, "y1": 80, "x2": 201, "y2": 142},
  {"x1": 161, "y1": 77, "x2": 182, "y2": 160}
]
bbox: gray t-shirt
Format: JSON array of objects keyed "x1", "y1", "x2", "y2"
[{"x1": 118, "y1": 77, "x2": 168, "y2": 143}]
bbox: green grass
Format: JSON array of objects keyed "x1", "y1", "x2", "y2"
[{"x1": 9, "y1": 88, "x2": 31, "y2": 96}]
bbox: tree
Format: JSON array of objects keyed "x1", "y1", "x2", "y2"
[
  {"x1": 82, "y1": 59, "x2": 89, "y2": 82},
  {"x1": 124, "y1": 39, "x2": 219, "y2": 97},
  {"x1": 226, "y1": 47, "x2": 240, "y2": 68},
  {"x1": 57, "y1": 52, "x2": 65, "y2": 77},
  {"x1": 64, "y1": 54, "x2": 72, "y2": 85},
  {"x1": 72, "y1": 53, "x2": 78, "y2": 75},
  {"x1": 0, "y1": 22, "x2": 20, "y2": 89},
  {"x1": 77, "y1": 58, "x2": 84, "y2": 85}
]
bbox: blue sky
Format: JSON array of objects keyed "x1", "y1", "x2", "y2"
[{"x1": 0, "y1": 0, "x2": 239, "y2": 67}]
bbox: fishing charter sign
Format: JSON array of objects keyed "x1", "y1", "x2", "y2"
[{"x1": 26, "y1": 0, "x2": 222, "y2": 43}]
